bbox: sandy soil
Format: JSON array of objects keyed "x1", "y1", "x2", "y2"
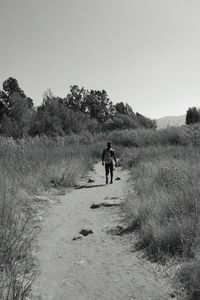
[{"x1": 32, "y1": 163, "x2": 175, "y2": 300}]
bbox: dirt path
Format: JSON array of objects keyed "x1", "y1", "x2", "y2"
[{"x1": 32, "y1": 163, "x2": 174, "y2": 300}]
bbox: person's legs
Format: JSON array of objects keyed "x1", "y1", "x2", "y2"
[
  {"x1": 105, "y1": 164, "x2": 109, "y2": 184},
  {"x1": 110, "y1": 162, "x2": 114, "y2": 184}
]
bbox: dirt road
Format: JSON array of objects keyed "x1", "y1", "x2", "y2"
[{"x1": 33, "y1": 163, "x2": 174, "y2": 300}]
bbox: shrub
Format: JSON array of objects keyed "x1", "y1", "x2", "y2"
[
  {"x1": 0, "y1": 136, "x2": 101, "y2": 299},
  {"x1": 176, "y1": 260, "x2": 200, "y2": 299},
  {"x1": 121, "y1": 145, "x2": 200, "y2": 298}
]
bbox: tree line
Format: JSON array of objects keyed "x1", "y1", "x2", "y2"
[{"x1": 0, "y1": 77, "x2": 156, "y2": 138}]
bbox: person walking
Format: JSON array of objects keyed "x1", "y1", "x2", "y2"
[{"x1": 102, "y1": 142, "x2": 117, "y2": 184}]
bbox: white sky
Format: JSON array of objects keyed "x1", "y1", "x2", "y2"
[{"x1": 0, "y1": 0, "x2": 200, "y2": 118}]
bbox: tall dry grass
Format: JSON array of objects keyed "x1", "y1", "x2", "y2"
[
  {"x1": 104, "y1": 124, "x2": 200, "y2": 147},
  {"x1": 0, "y1": 136, "x2": 102, "y2": 299},
  {"x1": 46, "y1": 123, "x2": 200, "y2": 149},
  {"x1": 1, "y1": 125, "x2": 200, "y2": 299},
  {"x1": 121, "y1": 144, "x2": 200, "y2": 299}
]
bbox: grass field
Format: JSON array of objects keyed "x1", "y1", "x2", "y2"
[
  {"x1": 1, "y1": 125, "x2": 200, "y2": 299},
  {"x1": 0, "y1": 136, "x2": 103, "y2": 299},
  {"x1": 121, "y1": 144, "x2": 200, "y2": 299},
  {"x1": 54, "y1": 126, "x2": 200, "y2": 299}
]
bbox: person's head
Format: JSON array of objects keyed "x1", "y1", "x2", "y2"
[{"x1": 107, "y1": 142, "x2": 111, "y2": 149}]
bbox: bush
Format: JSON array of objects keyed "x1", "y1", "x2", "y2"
[
  {"x1": 0, "y1": 136, "x2": 102, "y2": 299},
  {"x1": 95, "y1": 125, "x2": 200, "y2": 148},
  {"x1": 121, "y1": 145, "x2": 200, "y2": 298},
  {"x1": 176, "y1": 260, "x2": 200, "y2": 299}
]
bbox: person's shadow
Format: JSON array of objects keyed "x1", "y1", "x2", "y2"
[{"x1": 75, "y1": 184, "x2": 106, "y2": 189}]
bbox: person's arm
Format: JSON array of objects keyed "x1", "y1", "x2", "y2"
[
  {"x1": 102, "y1": 149, "x2": 105, "y2": 165},
  {"x1": 112, "y1": 150, "x2": 117, "y2": 166}
]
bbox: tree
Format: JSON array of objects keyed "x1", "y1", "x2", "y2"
[
  {"x1": 186, "y1": 107, "x2": 200, "y2": 125},
  {"x1": 103, "y1": 114, "x2": 138, "y2": 131},
  {"x1": 30, "y1": 90, "x2": 64, "y2": 136},
  {"x1": 0, "y1": 77, "x2": 34, "y2": 137},
  {"x1": 0, "y1": 79, "x2": 157, "y2": 137},
  {"x1": 115, "y1": 102, "x2": 134, "y2": 115},
  {"x1": 136, "y1": 112, "x2": 157, "y2": 129},
  {"x1": 3, "y1": 77, "x2": 26, "y2": 99},
  {"x1": 0, "y1": 93, "x2": 8, "y2": 120},
  {"x1": 1, "y1": 92, "x2": 33, "y2": 138},
  {"x1": 65, "y1": 86, "x2": 115, "y2": 123},
  {"x1": 83, "y1": 89, "x2": 114, "y2": 123},
  {"x1": 64, "y1": 85, "x2": 86, "y2": 112},
  {"x1": 29, "y1": 90, "x2": 99, "y2": 137}
]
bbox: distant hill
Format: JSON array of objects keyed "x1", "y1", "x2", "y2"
[{"x1": 156, "y1": 115, "x2": 185, "y2": 129}]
